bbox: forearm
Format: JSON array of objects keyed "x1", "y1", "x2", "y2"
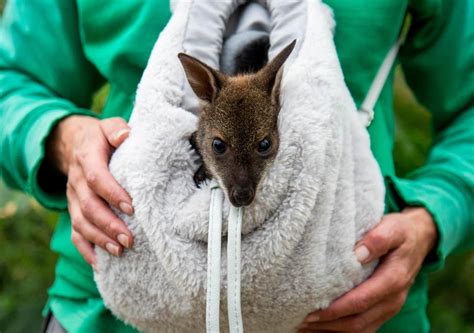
[
  {"x1": 0, "y1": 69, "x2": 97, "y2": 209},
  {"x1": 0, "y1": 0, "x2": 104, "y2": 208}
]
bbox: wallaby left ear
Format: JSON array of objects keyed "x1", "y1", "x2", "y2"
[
  {"x1": 257, "y1": 39, "x2": 296, "y2": 105},
  {"x1": 178, "y1": 53, "x2": 225, "y2": 103}
]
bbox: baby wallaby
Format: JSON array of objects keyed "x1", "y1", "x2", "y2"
[{"x1": 178, "y1": 40, "x2": 296, "y2": 207}]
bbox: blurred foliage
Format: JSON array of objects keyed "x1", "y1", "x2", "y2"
[
  {"x1": 392, "y1": 71, "x2": 432, "y2": 177},
  {"x1": 0, "y1": 0, "x2": 472, "y2": 331},
  {"x1": 0, "y1": 187, "x2": 58, "y2": 332}
]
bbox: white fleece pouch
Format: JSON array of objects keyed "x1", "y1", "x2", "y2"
[{"x1": 94, "y1": 0, "x2": 386, "y2": 332}]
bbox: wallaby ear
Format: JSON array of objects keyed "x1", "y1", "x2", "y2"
[
  {"x1": 178, "y1": 53, "x2": 225, "y2": 102},
  {"x1": 256, "y1": 39, "x2": 296, "y2": 105}
]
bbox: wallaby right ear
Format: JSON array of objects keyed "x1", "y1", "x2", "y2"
[
  {"x1": 178, "y1": 53, "x2": 225, "y2": 103},
  {"x1": 255, "y1": 40, "x2": 296, "y2": 106}
]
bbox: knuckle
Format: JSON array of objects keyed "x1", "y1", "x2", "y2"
[
  {"x1": 100, "y1": 117, "x2": 126, "y2": 134},
  {"x1": 85, "y1": 170, "x2": 98, "y2": 187},
  {"x1": 385, "y1": 270, "x2": 401, "y2": 288},
  {"x1": 351, "y1": 296, "x2": 370, "y2": 313},
  {"x1": 367, "y1": 230, "x2": 387, "y2": 250},
  {"x1": 79, "y1": 197, "x2": 94, "y2": 213},
  {"x1": 75, "y1": 150, "x2": 87, "y2": 164},
  {"x1": 323, "y1": 309, "x2": 336, "y2": 320},
  {"x1": 390, "y1": 267, "x2": 409, "y2": 289},
  {"x1": 107, "y1": 187, "x2": 123, "y2": 204},
  {"x1": 105, "y1": 221, "x2": 120, "y2": 236}
]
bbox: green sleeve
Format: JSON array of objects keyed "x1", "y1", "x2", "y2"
[
  {"x1": 388, "y1": 0, "x2": 474, "y2": 271},
  {"x1": 0, "y1": 0, "x2": 104, "y2": 210}
]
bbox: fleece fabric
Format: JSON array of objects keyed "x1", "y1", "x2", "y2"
[{"x1": 94, "y1": 0, "x2": 385, "y2": 332}]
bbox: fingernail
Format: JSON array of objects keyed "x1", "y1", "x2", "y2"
[
  {"x1": 355, "y1": 245, "x2": 370, "y2": 263},
  {"x1": 305, "y1": 314, "x2": 320, "y2": 323},
  {"x1": 114, "y1": 129, "x2": 130, "y2": 142},
  {"x1": 106, "y1": 243, "x2": 120, "y2": 256},
  {"x1": 117, "y1": 233, "x2": 130, "y2": 248},
  {"x1": 119, "y1": 201, "x2": 134, "y2": 216}
]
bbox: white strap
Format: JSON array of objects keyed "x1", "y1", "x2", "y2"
[
  {"x1": 358, "y1": 34, "x2": 404, "y2": 127},
  {"x1": 207, "y1": 181, "x2": 224, "y2": 333},
  {"x1": 227, "y1": 206, "x2": 244, "y2": 333},
  {"x1": 207, "y1": 181, "x2": 244, "y2": 333}
]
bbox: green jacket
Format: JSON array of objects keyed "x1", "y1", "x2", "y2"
[{"x1": 0, "y1": 0, "x2": 472, "y2": 332}]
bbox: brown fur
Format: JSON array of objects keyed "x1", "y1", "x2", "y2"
[{"x1": 179, "y1": 40, "x2": 295, "y2": 207}]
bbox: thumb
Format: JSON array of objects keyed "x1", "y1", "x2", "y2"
[
  {"x1": 100, "y1": 117, "x2": 131, "y2": 148},
  {"x1": 354, "y1": 214, "x2": 405, "y2": 264}
]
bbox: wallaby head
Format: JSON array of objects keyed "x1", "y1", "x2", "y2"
[{"x1": 178, "y1": 40, "x2": 296, "y2": 207}]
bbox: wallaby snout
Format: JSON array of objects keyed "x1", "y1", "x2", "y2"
[{"x1": 230, "y1": 185, "x2": 255, "y2": 207}]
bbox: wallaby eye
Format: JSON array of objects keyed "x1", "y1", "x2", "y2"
[
  {"x1": 257, "y1": 138, "x2": 272, "y2": 154},
  {"x1": 212, "y1": 138, "x2": 226, "y2": 155}
]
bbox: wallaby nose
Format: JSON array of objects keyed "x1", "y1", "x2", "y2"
[{"x1": 230, "y1": 186, "x2": 255, "y2": 207}]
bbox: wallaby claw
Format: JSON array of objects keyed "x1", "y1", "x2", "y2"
[{"x1": 193, "y1": 165, "x2": 209, "y2": 188}]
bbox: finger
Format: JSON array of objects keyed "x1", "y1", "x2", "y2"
[
  {"x1": 67, "y1": 184, "x2": 97, "y2": 267},
  {"x1": 71, "y1": 229, "x2": 97, "y2": 269},
  {"x1": 68, "y1": 184, "x2": 125, "y2": 255},
  {"x1": 305, "y1": 254, "x2": 410, "y2": 322},
  {"x1": 100, "y1": 117, "x2": 130, "y2": 148},
  {"x1": 302, "y1": 293, "x2": 403, "y2": 332},
  {"x1": 73, "y1": 174, "x2": 133, "y2": 248},
  {"x1": 77, "y1": 141, "x2": 134, "y2": 216},
  {"x1": 354, "y1": 214, "x2": 405, "y2": 264},
  {"x1": 76, "y1": 215, "x2": 123, "y2": 257}
]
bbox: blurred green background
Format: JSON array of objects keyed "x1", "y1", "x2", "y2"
[{"x1": 0, "y1": 1, "x2": 472, "y2": 332}]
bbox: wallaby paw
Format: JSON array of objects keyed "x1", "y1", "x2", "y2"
[{"x1": 193, "y1": 165, "x2": 209, "y2": 188}]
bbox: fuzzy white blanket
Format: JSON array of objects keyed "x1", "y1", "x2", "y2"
[{"x1": 94, "y1": 0, "x2": 385, "y2": 332}]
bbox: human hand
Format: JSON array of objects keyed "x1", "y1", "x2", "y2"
[
  {"x1": 47, "y1": 115, "x2": 134, "y2": 269},
  {"x1": 299, "y1": 207, "x2": 437, "y2": 333}
]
